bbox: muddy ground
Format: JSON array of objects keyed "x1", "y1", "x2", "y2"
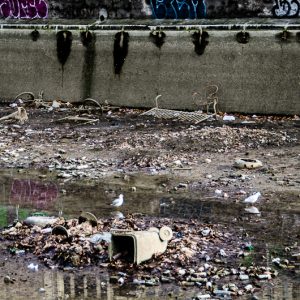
[
  {"x1": 0, "y1": 105, "x2": 299, "y2": 299},
  {"x1": 0, "y1": 105, "x2": 299, "y2": 193}
]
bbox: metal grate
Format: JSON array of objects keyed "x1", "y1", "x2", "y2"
[{"x1": 141, "y1": 107, "x2": 212, "y2": 123}]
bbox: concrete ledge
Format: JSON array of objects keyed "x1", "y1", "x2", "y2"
[
  {"x1": 1, "y1": 18, "x2": 300, "y2": 30},
  {"x1": 0, "y1": 23, "x2": 299, "y2": 115}
]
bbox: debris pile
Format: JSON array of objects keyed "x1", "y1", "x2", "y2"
[
  {"x1": 0, "y1": 215, "x2": 280, "y2": 297},
  {"x1": 0, "y1": 106, "x2": 298, "y2": 179}
]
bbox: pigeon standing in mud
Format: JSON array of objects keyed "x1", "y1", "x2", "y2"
[{"x1": 111, "y1": 194, "x2": 124, "y2": 207}]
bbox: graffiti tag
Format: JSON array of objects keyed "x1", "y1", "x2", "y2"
[
  {"x1": 148, "y1": 0, "x2": 206, "y2": 19},
  {"x1": 9, "y1": 179, "x2": 58, "y2": 209},
  {"x1": 0, "y1": 0, "x2": 48, "y2": 19},
  {"x1": 272, "y1": 0, "x2": 300, "y2": 17}
]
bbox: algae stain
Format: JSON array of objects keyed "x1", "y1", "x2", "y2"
[
  {"x1": 113, "y1": 31, "x2": 129, "y2": 75},
  {"x1": 30, "y1": 29, "x2": 40, "y2": 42},
  {"x1": 191, "y1": 30, "x2": 209, "y2": 56},
  {"x1": 236, "y1": 31, "x2": 250, "y2": 44},
  {"x1": 150, "y1": 31, "x2": 166, "y2": 49},
  {"x1": 80, "y1": 31, "x2": 96, "y2": 99},
  {"x1": 56, "y1": 31, "x2": 73, "y2": 86}
]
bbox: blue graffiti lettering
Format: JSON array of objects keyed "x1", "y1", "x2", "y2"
[
  {"x1": 149, "y1": 0, "x2": 206, "y2": 19},
  {"x1": 272, "y1": 0, "x2": 300, "y2": 17}
]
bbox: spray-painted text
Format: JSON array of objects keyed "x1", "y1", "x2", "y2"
[
  {"x1": 0, "y1": 0, "x2": 48, "y2": 19},
  {"x1": 148, "y1": 0, "x2": 206, "y2": 19},
  {"x1": 272, "y1": 0, "x2": 300, "y2": 17}
]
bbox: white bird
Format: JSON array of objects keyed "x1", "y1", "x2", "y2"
[
  {"x1": 111, "y1": 211, "x2": 124, "y2": 219},
  {"x1": 244, "y1": 192, "x2": 261, "y2": 204},
  {"x1": 111, "y1": 194, "x2": 124, "y2": 207},
  {"x1": 245, "y1": 206, "x2": 260, "y2": 214}
]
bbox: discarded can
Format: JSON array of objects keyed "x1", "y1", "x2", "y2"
[{"x1": 109, "y1": 226, "x2": 172, "y2": 265}]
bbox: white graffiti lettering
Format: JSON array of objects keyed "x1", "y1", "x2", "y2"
[{"x1": 0, "y1": 0, "x2": 48, "y2": 19}]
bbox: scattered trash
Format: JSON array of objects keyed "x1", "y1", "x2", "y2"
[
  {"x1": 244, "y1": 284, "x2": 253, "y2": 292},
  {"x1": 118, "y1": 277, "x2": 125, "y2": 285},
  {"x1": 27, "y1": 263, "x2": 38, "y2": 271},
  {"x1": 55, "y1": 115, "x2": 98, "y2": 126},
  {"x1": 41, "y1": 228, "x2": 52, "y2": 234},
  {"x1": 244, "y1": 192, "x2": 261, "y2": 204},
  {"x1": 111, "y1": 211, "x2": 125, "y2": 220},
  {"x1": 90, "y1": 232, "x2": 112, "y2": 244},
  {"x1": 223, "y1": 115, "x2": 235, "y2": 121},
  {"x1": 52, "y1": 225, "x2": 69, "y2": 237},
  {"x1": 109, "y1": 226, "x2": 172, "y2": 265},
  {"x1": 142, "y1": 107, "x2": 212, "y2": 124},
  {"x1": 215, "y1": 189, "x2": 222, "y2": 195},
  {"x1": 0, "y1": 107, "x2": 28, "y2": 124},
  {"x1": 24, "y1": 216, "x2": 59, "y2": 227},
  {"x1": 194, "y1": 293, "x2": 211, "y2": 299},
  {"x1": 79, "y1": 212, "x2": 98, "y2": 226},
  {"x1": 201, "y1": 227, "x2": 211, "y2": 236},
  {"x1": 234, "y1": 158, "x2": 263, "y2": 169},
  {"x1": 291, "y1": 252, "x2": 300, "y2": 260},
  {"x1": 178, "y1": 183, "x2": 188, "y2": 189},
  {"x1": 51, "y1": 100, "x2": 60, "y2": 109},
  {"x1": 213, "y1": 290, "x2": 231, "y2": 296},
  {"x1": 15, "y1": 249, "x2": 25, "y2": 255},
  {"x1": 244, "y1": 206, "x2": 260, "y2": 214},
  {"x1": 4, "y1": 275, "x2": 14, "y2": 284},
  {"x1": 173, "y1": 160, "x2": 183, "y2": 167},
  {"x1": 257, "y1": 273, "x2": 271, "y2": 280},
  {"x1": 141, "y1": 95, "x2": 213, "y2": 124},
  {"x1": 0, "y1": 214, "x2": 281, "y2": 295},
  {"x1": 111, "y1": 194, "x2": 124, "y2": 207}
]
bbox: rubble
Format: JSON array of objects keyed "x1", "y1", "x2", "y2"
[
  {"x1": 0, "y1": 107, "x2": 28, "y2": 124},
  {"x1": 0, "y1": 214, "x2": 281, "y2": 296},
  {"x1": 0, "y1": 106, "x2": 298, "y2": 181},
  {"x1": 0, "y1": 104, "x2": 299, "y2": 298}
]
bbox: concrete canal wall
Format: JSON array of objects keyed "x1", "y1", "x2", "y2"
[
  {"x1": 0, "y1": 1, "x2": 299, "y2": 114},
  {"x1": 0, "y1": 22, "x2": 299, "y2": 115}
]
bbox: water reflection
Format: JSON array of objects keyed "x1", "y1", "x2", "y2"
[
  {"x1": 0, "y1": 269, "x2": 299, "y2": 300},
  {"x1": 0, "y1": 169, "x2": 299, "y2": 299}
]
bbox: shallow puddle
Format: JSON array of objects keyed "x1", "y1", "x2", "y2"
[{"x1": 0, "y1": 169, "x2": 299, "y2": 299}]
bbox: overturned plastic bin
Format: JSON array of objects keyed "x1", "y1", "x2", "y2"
[{"x1": 109, "y1": 226, "x2": 173, "y2": 265}]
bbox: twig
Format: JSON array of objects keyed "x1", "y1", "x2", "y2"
[{"x1": 55, "y1": 116, "x2": 98, "y2": 123}]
